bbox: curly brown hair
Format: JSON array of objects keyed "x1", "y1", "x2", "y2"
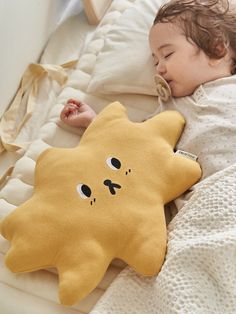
[{"x1": 154, "y1": 0, "x2": 236, "y2": 74}]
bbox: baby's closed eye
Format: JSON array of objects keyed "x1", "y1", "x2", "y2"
[
  {"x1": 154, "y1": 52, "x2": 174, "y2": 66},
  {"x1": 164, "y1": 52, "x2": 174, "y2": 59}
]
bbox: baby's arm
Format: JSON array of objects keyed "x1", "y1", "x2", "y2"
[{"x1": 60, "y1": 99, "x2": 97, "y2": 128}]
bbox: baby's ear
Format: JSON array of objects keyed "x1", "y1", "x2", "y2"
[
  {"x1": 215, "y1": 39, "x2": 228, "y2": 57},
  {"x1": 209, "y1": 41, "x2": 227, "y2": 66}
]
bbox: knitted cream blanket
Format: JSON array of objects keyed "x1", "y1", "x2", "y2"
[{"x1": 92, "y1": 163, "x2": 236, "y2": 314}]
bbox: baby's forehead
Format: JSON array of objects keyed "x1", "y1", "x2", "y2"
[
  {"x1": 150, "y1": 22, "x2": 184, "y2": 43},
  {"x1": 149, "y1": 23, "x2": 185, "y2": 52}
]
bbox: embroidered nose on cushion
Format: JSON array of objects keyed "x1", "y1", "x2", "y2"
[{"x1": 103, "y1": 179, "x2": 121, "y2": 195}]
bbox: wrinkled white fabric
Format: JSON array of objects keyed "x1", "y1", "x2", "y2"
[
  {"x1": 158, "y1": 75, "x2": 236, "y2": 180},
  {"x1": 92, "y1": 163, "x2": 236, "y2": 314}
]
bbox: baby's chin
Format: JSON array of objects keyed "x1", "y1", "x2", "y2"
[{"x1": 171, "y1": 83, "x2": 196, "y2": 98}]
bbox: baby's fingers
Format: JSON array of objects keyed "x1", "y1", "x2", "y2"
[
  {"x1": 67, "y1": 99, "x2": 82, "y2": 107},
  {"x1": 60, "y1": 105, "x2": 74, "y2": 120}
]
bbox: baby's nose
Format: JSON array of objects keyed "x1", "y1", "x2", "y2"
[{"x1": 156, "y1": 63, "x2": 166, "y2": 75}]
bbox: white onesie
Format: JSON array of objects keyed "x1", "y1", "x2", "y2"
[
  {"x1": 157, "y1": 75, "x2": 236, "y2": 180},
  {"x1": 153, "y1": 75, "x2": 236, "y2": 213}
]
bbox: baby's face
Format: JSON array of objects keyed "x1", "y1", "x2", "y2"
[{"x1": 149, "y1": 22, "x2": 227, "y2": 97}]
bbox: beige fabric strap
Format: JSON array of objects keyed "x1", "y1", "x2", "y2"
[
  {"x1": 0, "y1": 166, "x2": 14, "y2": 187},
  {"x1": 0, "y1": 60, "x2": 77, "y2": 155}
]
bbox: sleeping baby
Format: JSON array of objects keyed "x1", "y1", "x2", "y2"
[{"x1": 60, "y1": 0, "x2": 236, "y2": 183}]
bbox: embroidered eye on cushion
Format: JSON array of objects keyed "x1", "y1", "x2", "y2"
[
  {"x1": 0, "y1": 102, "x2": 201, "y2": 306},
  {"x1": 106, "y1": 156, "x2": 121, "y2": 170},
  {"x1": 77, "y1": 184, "x2": 92, "y2": 199}
]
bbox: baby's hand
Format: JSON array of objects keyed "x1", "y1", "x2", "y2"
[{"x1": 60, "y1": 99, "x2": 96, "y2": 128}]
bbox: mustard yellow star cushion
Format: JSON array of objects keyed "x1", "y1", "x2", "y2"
[{"x1": 0, "y1": 102, "x2": 201, "y2": 305}]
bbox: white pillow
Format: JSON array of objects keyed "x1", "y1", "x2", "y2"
[{"x1": 87, "y1": 0, "x2": 166, "y2": 96}]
